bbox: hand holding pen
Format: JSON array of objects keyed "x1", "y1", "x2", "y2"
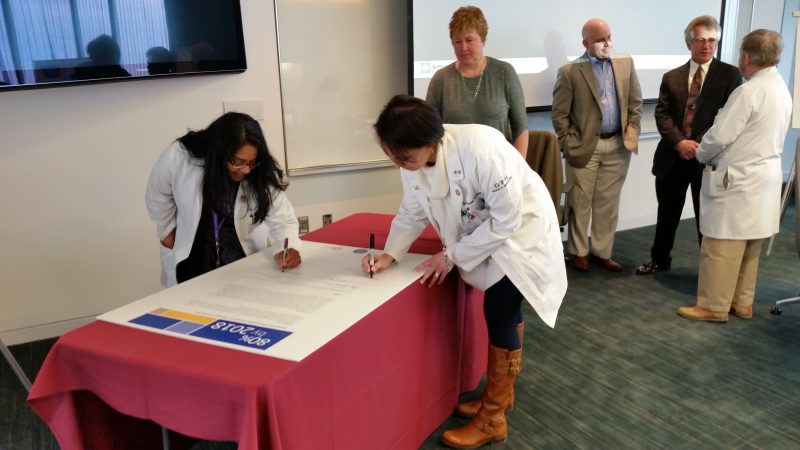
[
  {"x1": 362, "y1": 253, "x2": 394, "y2": 276},
  {"x1": 361, "y1": 233, "x2": 393, "y2": 277},
  {"x1": 369, "y1": 233, "x2": 375, "y2": 278},
  {"x1": 281, "y1": 237, "x2": 288, "y2": 272},
  {"x1": 274, "y1": 238, "x2": 302, "y2": 270}
]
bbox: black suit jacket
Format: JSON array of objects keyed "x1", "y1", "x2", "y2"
[{"x1": 652, "y1": 58, "x2": 742, "y2": 179}]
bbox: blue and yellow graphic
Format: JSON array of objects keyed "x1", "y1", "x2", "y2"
[{"x1": 130, "y1": 308, "x2": 291, "y2": 351}]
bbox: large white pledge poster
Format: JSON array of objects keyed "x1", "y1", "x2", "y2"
[{"x1": 98, "y1": 241, "x2": 428, "y2": 361}]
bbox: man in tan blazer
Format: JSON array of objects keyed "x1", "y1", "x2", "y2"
[{"x1": 552, "y1": 18, "x2": 642, "y2": 272}]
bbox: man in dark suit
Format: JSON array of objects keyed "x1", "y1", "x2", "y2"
[{"x1": 635, "y1": 15, "x2": 742, "y2": 275}]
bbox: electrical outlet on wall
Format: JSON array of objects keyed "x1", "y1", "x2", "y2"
[
  {"x1": 322, "y1": 214, "x2": 332, "y2": 226},
  {"x1": 298, "y1": 216, "x2": 309, "y2": 234}
]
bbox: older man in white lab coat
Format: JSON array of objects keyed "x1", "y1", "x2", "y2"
[{"x1": 678, "y1": 29, "x2": 792, "y2": 322}]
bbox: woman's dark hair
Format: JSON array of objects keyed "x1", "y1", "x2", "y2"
[
  {"x1": 179, "y1": 112, "x2": 285, "y2": 223},
  {"x1": 373, "y1": 95, "x2": 444, "y2": 156}
]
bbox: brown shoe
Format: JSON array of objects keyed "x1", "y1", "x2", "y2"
[
  {"x1": 573, "y1": 255, "x2": 589, "y2": 271},
  {"x1": 677, "y1": 306, "x2": 728, "y2": 323},
  {"x1": 590, "y1": 254, "x2": 623, "y2": 272},
  {"x1": 730, "y1": 304, "x2": 753, "y2": 319}
]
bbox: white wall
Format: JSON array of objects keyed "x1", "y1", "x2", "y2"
[{"x1": 777, "y1": 1, "x2": 800, "y2": 172}]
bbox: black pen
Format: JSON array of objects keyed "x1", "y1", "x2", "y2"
[
  {"x1": 281, "y1": 237, "x2": 288, "y2": 272},
  {"x1": 369, "y1": 233, "x2": 375, "y2": 279}
]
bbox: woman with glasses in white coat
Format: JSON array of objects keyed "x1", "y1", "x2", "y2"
[
  {"x1": 146, "y1": 112, "x2": 302, "y2": 287},
  {"x1": 363, "y1": 95, "x2": 566, "y2": 448}
]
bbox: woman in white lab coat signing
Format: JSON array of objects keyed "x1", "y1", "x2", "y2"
[
  {"x1": 146, "y1": 112, "x2": 302, "y2": 287},
  {"x1": 363, "y1": 95, "x2": 567, "y2": 448}
]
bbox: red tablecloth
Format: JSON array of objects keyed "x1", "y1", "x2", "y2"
[{"x1": 28, "y1": 213, "x2": 487, "y2": 449}]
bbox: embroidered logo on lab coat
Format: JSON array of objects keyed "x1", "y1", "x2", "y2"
[{"x1": 492, "y1": 175, "x2": 512, "y2": 192}]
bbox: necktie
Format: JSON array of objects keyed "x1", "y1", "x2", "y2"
[{"x1": 682, "y1": 67, "x2": 703, "y2": 139}]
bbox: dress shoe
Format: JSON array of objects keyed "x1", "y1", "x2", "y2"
[
  {"x1": 573, "y1": 255, "x2": 589, "y2": 271},
  {"x1": 730, "y1": 303, "x2": 753, "y2": 319},
  {"x1": 590, "y1": 254, "x2": 623, "y2": 272},
  {"x1": 677, "y1": 306, "x2": 728, "y2": 323},
  {"x1": 635, "y1": 259, "x2": 669, "y2": 275}
]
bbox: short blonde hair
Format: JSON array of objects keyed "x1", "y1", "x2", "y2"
[
  {"x1": 448, "y1": 6, "x2": 488, "y2": 41},
  {"x1": 741, "y1": 29, "x2": 783, "y2": 67}
]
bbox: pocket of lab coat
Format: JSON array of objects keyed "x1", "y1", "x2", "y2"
[{"x1": 701, "y1": 167, "x2": 729, "y2": 198}]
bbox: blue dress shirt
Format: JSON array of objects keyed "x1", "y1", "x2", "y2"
[{"x1": 588, "y1": 54, "x2": 621, "y2": 135}]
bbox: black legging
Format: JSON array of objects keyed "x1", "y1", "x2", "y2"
[{"x1": 483, "y1": 276, "x2": 524, "y2": 350}]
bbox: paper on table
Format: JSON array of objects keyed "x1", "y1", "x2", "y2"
[{"x1": 97, "y1": 241, "x2": 428, "y2": 361}]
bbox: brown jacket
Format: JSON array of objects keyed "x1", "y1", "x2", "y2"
[
  {"x1": 552, "y1": 52, "x2": 642, "y2": 168},
  {"x1": 526, "y1": 131, "x2": 563, "y2": 223}
]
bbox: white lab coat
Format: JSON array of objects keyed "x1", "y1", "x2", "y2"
[
  {"x1": 145, "y1": 141, "x2": 301, "y2": 287},
  {"x1": 696, "y1": 67, "x2": 792, "y2": 240},
  {"x1": 384, "y1": 124, "x2": 567, "y2": 328}
]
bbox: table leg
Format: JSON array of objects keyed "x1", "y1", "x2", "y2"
[
  {"x1": 161, "y1": 426, "x2": 171, "y2": 450},
  {"x1": 0, "y1": 337, "x2": 32, "y2": 393}
]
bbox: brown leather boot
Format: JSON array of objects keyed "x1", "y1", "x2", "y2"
[
  {"x1": 456, "y1": 322, "x2": 524, "y2": 418},
  {"x1": 442, "y1": 345, "x2": 522, "y2": 448}
]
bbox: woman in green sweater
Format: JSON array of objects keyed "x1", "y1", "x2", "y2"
[{"x1": 425, "y1": 6, "x2": 529, "y2": 157}]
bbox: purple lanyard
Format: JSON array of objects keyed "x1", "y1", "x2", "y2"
[{"x1": 211, "y1": 211, "x2": 225, "y2": 267}]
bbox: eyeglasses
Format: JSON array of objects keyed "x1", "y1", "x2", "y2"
[
  {"x1": 228, "y1": 158, "x2": 261, "y2": 170},
  {"x1": 692, "y1": 38, "x2": 718, "y2": 45}
]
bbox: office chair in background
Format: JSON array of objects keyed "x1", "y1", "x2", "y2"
[{"x1": 770, "y1": 138, "x2": 800, "y2": 315}]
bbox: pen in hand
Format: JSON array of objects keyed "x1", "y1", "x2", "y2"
[
  {"x1": 369, "y1": 233, "x2": 375, "y2": 279},
  {"x1": 281, "y1": 237, "x2": 288, "y2": 272}
]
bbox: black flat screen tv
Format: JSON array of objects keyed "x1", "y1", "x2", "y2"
[{"x1": 0, "y1": 0, "x2": 246, "y2": 91}]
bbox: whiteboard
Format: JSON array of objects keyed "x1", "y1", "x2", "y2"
[
  {"x1": 274, "y1": 0, "x2": 406, "y2": 175},
  {"x1": 412, "y1": 0, "x2": 725, "y2": 109}
]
